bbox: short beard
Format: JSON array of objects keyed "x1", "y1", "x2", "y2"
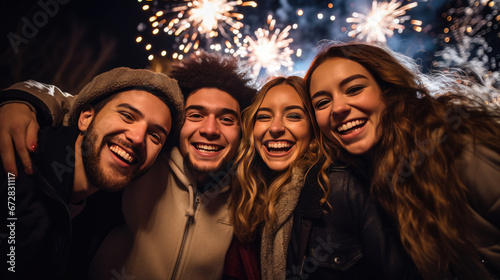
[
  {"x1": 81, "y1": 121, "x2": 138, "y2": 192},
  {"x1": 183, "y1": 153, "x2": 230, "y2": 182}
]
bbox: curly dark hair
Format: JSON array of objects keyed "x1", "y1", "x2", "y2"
[{"x1": 170, "y1": 51, "x2": 256, "y2": 110}]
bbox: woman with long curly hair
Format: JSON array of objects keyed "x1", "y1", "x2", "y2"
[
  {"x1": 227, "y1": 76, "x2": 419, "y2": 280},
  {"x1": 305, "y1": 41, "x2": 500, "y2": 279}
]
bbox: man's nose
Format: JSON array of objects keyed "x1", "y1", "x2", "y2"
[
  {"x1": 199, "y1": 116, "x2": 220, "y2": 139},
  {"x1": 125, "y1": 122, "x2": 148, "y2": 146}
]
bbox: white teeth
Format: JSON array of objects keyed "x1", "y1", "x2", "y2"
[
  {"x1": 110, "y1": 145, "x2": 134, "y2": 163},
  {"x1": 195, "y1": 144, "x2": 221, "y2": 152},
  {"x1": 338, "y1": 119, "x2": 366, "y2": 132},
  {"x1": 267, "y1": 142, "x2": 292, "y2": 149}
]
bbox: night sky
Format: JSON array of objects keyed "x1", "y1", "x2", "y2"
[
  {"x1": 1, "y1": 0, "x2": 145, "y2": 90},
  {"x1": 1, "y1": 0, "x2": 499, "y2": 92},
  {"x1": 1, "y1": 0, "x2": 144, "y2": 67}
]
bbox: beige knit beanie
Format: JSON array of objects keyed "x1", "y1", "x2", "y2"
[{"x1": 68, "y1": 67, "x2": 184, "y2": 146}]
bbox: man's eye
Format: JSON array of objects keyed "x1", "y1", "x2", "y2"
[
  {"x1": 120, "y1": 112, "x2": 134, "y2": 122},
  {"x1": 221, "y1": 117, "x2": 233, "y2": 122},
  {"x1": 149, "y1": 132, "x2": 162, "y2": 145},
  {"x1": 187, "y1": 113, "x2": 203, "y2": 120}
]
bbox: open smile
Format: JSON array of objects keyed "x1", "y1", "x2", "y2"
[
  {"x1": 264, "y1": 140, "x2": 294, "y2": 155},
  {"x1": 337, "y1": 119, "x2": 367, "y2": 135},
  {"x1": 108, "y1": 143, "x2": 137, "y2": 166},
  {"x1": 193, "y1": 143, "x2": 225, "y2": 153}
]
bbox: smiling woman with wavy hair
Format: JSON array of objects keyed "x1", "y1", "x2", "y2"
[
  {"x1": 305, "y1": 41, "x2": 500, "y2": 279},
  {"x1": 225, "y1": 76, "x2": 328, "y2": 280},
  {"x1": 230, "y1": 76, "x2": 322, "y2": 243}
]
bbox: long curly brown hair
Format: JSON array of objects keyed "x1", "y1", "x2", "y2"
[
  {"x1": 230, "y1": 76, "x2": 327, "y2": 243},
  {"x1": 304, "y1": 42, "x2": 500, "y2": 279}
]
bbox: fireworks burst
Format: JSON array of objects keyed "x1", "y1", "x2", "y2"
[
  {"x1": 138, "y1": 0, "x2": 256, "y2": 60},
  {"x1": 165, "y1": 0, "x2": 257, "y2": 39},
  {"x1": 437, "y1": 0, "x2": 497, "y2": 58},
  {"x1": 434, "y1": 0, "x2": 500, "y2": 93},
  {"x1": 235, "y1": 15, "x2": 294, "y2": 78},
  {"x1": 346, "y1": 0, "x2": 420, "y2": 43}
]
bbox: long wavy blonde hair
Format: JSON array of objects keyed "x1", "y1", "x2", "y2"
[
  {"x1": 230, "y1": 76, "x2": 327, "y2": 243},
  {"x1": 304, "y1": 42, "x2": 500, "y2": 279}
]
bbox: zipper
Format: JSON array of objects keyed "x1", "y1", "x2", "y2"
[
  {"x1": 297, "y1": 217, "x2": 312, "y2": 278},
  {"x1": 299, "y1": 255, "x2": 307, "y2": 275},
  {"x1": 170, "y1": 192, "x2": 201, "y2": 280}
]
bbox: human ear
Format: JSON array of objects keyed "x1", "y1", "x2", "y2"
[{"x1": 78, "y1": 106, "x2": 95, "y2": 131}]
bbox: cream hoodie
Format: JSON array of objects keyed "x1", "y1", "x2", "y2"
[{"x1": 89, "y1": 147, "x2": 234, "y2": 279}]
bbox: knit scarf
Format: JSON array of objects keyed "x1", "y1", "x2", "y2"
[{"x1": 260, "y1": 166, "x2": 307, "y2": 280}]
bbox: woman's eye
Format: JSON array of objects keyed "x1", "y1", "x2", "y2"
[
  {"x1": 346, "y1": 85, "x2": 365, "y2": 95},
  {"x1": 287, "y1": 113, "x2": 303, "y2": 120},
  {"x1": 255, "y1": 114, "x2": 271, "y2": 121},
  {"x1": 314, "y1": 99, "x2": 331, "y2": 110}
]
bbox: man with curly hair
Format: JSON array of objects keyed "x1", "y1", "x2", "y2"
[{"x1": 0, "y1": 51, "x2": 256, "y2": 279}]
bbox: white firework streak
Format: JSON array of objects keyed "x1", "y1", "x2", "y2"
[
  {"x1": 156, "y1": 0, "x2": 256, "y2": 53},
  {"x1": 346, "y1": 0, "x2": 418, "y2": 43},
  {"x1": 236, "y1": 20, "x2": 294, "y2": 77},
  {"x1": 169, "y1": 0, "x2": 249, "y2": 37}
]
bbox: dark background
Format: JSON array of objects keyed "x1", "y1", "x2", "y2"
[{"x1": 1, "y1": 0, "x2": 145, "y2": 93}]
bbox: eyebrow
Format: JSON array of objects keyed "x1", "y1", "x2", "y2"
[
  {"x1": 339, "y1": 74, "x2": 368, "y2": 88},
  {"x1": 311, "y1": 74, "x2": 369, "y2": 99},
  {"x1": 117, "y1": 103, "x2": 169, "y2": 136},
  {"x1": 257, "y1": 105, "x2": 306, "y2": 113},
  {"x1": 185, "y1": 105, "x2": 239, "y2": 117},
  {"x1": 117, "y1": 103, "x2": 144, "y2": 117}
]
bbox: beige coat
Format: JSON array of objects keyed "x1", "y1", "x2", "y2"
[{"x1": 89, "y1": 147, "x2": 234, "y2": 280}]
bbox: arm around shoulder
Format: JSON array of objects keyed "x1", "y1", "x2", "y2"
[{"x1": 1, "y1": 80, "x2": 75, "y2": 126}]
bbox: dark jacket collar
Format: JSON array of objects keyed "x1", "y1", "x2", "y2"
[
  {"x1": 33, "y1": 126, "x2": 80, "y2": 202},
  {"x1": 294, "y1": 162, "x2": 370, "y2": 219},
  {"x1": 294, "y1": 164, "x2": 324, "y2": 218}
]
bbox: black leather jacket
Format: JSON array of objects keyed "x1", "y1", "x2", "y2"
[
  {"x1": 0, "y1": 127, "x2": 123, "y2": 280},
  {"x1": 286, "y1": 165, "x2": 421, "y2": 280}
]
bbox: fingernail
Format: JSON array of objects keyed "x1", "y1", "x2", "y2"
[
  {"x1": 31, "y1": 144, "x2": 38, "y2": 151},
  {"x1": 25, "y1": 166, "x2": 34, "y2": 175}
]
